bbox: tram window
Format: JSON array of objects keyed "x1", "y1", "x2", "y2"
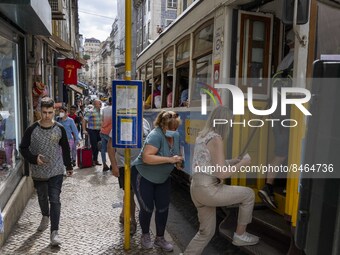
[
  {"x1": 175, "y1": 65, "x2": 189, "y2": 107},
  {"x1": 146, "y1": 61, "x2": 152, "y2": 80},
  {"x1": 153, "y1": 76, "x2": 162, "y2": 109},
  {"x1": 164, "y1": 47, "x2": 174, "y2": 72},
  {"x1": 239, "y1": 14, "x2": 271, "y2": 96},
  {"x1": 154, "y1": 55, "x2": 162, "y2": 77},
  {"x1": 176, "y1": 37, "x2": 190, "y2": 64},
  {"x1": 191, "y1": 54, "x2": 212, "y2": 106},
  {"x1": 162, "y1": 74, "x2": 173, "y2": 108},
  {"x1": 144, "y1": 79, "x2": 153, "y2": 109},
  {"x1": 140, "y1": 66, "x2": 146, "y2": 81},
  {"x1": 193, "y1": 21, "x2": 213, "y2": 59}
]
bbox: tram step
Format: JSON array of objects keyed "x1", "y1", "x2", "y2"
[
  {"x1": 219, "y1": 209, "x2": 290, "y2": 255},
  {"x1": 252, "y1": 208, "x2": 291, "y2": 241}
]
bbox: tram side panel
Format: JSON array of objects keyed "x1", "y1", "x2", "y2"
[{"x1": 296, "y1": 60, "x2": 340, "y2": 255}]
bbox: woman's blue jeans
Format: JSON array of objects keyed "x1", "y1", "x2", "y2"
[{"x1": 131, "y1": 166, "x2": 171, "y2": 237}]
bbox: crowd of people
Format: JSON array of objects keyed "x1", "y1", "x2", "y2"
[
  {"x1": 20, "y1": 95, "x2": 261, "y2": 252},
  {"x1": 16, "y1": 28, "x2": 296, "y2": 253}
]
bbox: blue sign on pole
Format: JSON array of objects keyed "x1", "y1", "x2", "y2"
[{"x1": 112, "y1": 80, "x2": 143, "y2": 148}]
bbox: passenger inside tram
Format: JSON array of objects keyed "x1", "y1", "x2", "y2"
[
  {"x1": 144, "y1": 77, "x2": 162, "y2": 109},
  {"x1": 166, "y1": 76, "x2": 173, "y2": 108},
  {"x1": 179, "y1": 78, "x2": 189, "y2": 107},
  {"x1": 258, "y1": 29, "x2": 295, "y2": 210}
]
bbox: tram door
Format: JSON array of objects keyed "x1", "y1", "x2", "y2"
[{"x1": 232, "y1": 12, "x2": 274, "y2": 197}]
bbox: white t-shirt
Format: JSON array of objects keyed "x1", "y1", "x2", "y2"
[{"x1": 109, "y1": 118, "x2": 151, "y2": 167}]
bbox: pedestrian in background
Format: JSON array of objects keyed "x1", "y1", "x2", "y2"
[
  {"x1": 57, "y1": 105, "x2": 79, "y2": 167},
  {"x1": 184, "y1": 106, "x2": 259, "y2": 255},
  {"x1": 19, "y1": 97, "x2": 73, "y2": 246},
  {"x1": 107, "y1": 118, "x2": 151, "y2": 235},
  {"x1": 77, "y1": 104, "x2": 85, "y2": 139},
  {"x1": 68, "y1": 105, "x2": 81, "y2": 138},
  {"x1": 131, "y1": 110, "x2": 183, "y2": 252},
  {"x1": 100, "y1": 97, "x2": 112, "y2": 171},
  {"x1": 82, "y1": 99, "x2": 102, "y2": 166}
]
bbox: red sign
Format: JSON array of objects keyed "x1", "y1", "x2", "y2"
[{"x1": 57, "y1": 59, "x2": 82, "y2": 85}]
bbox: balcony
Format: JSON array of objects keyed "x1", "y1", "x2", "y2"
[{"x1": 48, "y1": 0, "x2": 64, "y2": 20}]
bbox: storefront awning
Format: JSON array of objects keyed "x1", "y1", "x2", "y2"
[
  {"x1": 77, "y1": 58, "x2": 87, "y2": 65},
  {"x1": 50, "y1": 35, "x2": 72, "y2": 52},
  {"x1": 69, "y1": 85, "x2": 83, "y2": 95},
  {"x1": 40, "y1": 35, "x2": 73, "y2": 58}
]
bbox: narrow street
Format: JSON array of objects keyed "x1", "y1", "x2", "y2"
[{"x1": 0, "y1": 166, "x2": 172, "y2": 255}]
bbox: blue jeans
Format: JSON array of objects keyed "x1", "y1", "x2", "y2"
[
  {"x1": 100, "y1": 133, "x2": 110, "y2": 165},
  {"x1": 131, "y1": 166, "x2": 171, "y2": 236},
  {"x1": 33, "y1": 175, "x2": 64, "y2": 232}
]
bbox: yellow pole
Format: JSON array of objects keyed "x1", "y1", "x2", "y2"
[{"x1": 124, "y1": 0, "x2": 132, "y2": 250}]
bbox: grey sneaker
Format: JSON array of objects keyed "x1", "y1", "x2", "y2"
[
  {"x1": 37, "y1": 216, "x2": 49, "y2": 231},
  {"x1": 154, "y1": 236, "x2": 173, "y2": 252},
  {"x1": 232, "y1": 232, "x2": 259, "y2": 246},
  {"x1": 141, "y1": 233, "x2": 153, "y2": 249},
  {"x1": 50, "y1": 230, "x2": 61, "y2": 246}
]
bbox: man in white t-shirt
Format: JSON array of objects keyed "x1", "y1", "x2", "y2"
[{"x1": 107, "y1": 118, "x2": 151, "y2": 234}]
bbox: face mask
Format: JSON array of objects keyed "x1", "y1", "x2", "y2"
[
  {"x1": 165, "y1": 130, "x2": 179, "y2": 138},
  {"x1": 59, "y1": 112, "x2": 65, "y2": 118}
]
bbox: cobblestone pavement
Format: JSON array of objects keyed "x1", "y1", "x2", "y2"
[{"x1": 0, "y1": 166, "x2": 177, "y2": 255}]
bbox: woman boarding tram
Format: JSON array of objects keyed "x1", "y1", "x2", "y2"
[{"x1": 136, "y1": 0, "x2": 340, "y2": 253}]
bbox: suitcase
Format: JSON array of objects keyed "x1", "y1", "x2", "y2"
[{"x1": 77, "y1": 135, "x2": 93, "y2": 168}]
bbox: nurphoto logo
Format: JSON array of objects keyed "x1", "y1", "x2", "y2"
[{"x1": 201, "y1": 84, "x2": 312, "y2": 128}]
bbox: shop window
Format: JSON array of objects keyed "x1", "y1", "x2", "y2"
[{"x1": 0, "y1": 35, "x2": 21, "y2": 186}]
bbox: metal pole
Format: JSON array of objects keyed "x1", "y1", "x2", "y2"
[{"x1": 124, "y1": 0, "x2": 132, "y2": 250}]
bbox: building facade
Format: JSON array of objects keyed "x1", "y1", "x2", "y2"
[{"x1": 0, "y1": 0, "x2": 82, "y2": 246}]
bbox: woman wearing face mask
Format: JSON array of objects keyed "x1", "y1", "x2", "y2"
[
  {"x1": 57, "y1": 106, "x2": 80, "y2": 167},
  {"x1": 131, "y1": 110, "x2": 183, "y2": 252}
]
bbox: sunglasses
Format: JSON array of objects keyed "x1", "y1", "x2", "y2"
[{"x1": 166, "y1": 113, "x2": 179, "y2": 119}]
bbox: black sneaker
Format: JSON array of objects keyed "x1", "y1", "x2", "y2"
[{"x1": 258, "y1": 185, "x2": 277, "y2": 209}]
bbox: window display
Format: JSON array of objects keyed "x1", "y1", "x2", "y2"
[{"x1": 0, "y1": 35, "x2": 20, "y2": 185}]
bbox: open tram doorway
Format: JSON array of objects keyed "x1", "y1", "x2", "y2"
[{"x1": 230, "y1": 9, "x2": 297, "y2": 215}]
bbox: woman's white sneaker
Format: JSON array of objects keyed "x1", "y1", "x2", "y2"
[{"x1": 232, "y1": 232, "x2": 259, "y2": 246}]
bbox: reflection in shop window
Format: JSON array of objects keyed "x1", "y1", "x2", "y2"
[{"x1": 0, "y1": 35, "x2": 20, "y2": 184}]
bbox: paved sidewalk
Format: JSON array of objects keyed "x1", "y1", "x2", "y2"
[{"x1": 0, "y1": 165, "x2": 180, "y2": 254}]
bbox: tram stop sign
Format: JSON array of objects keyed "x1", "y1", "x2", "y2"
[{"x1": 112, "y1": 80, "x2": 143, "y2": 148}]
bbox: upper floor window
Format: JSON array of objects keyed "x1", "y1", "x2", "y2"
[{"x1": 167, "y1": 0, "x2": 177, "y2": 9}]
